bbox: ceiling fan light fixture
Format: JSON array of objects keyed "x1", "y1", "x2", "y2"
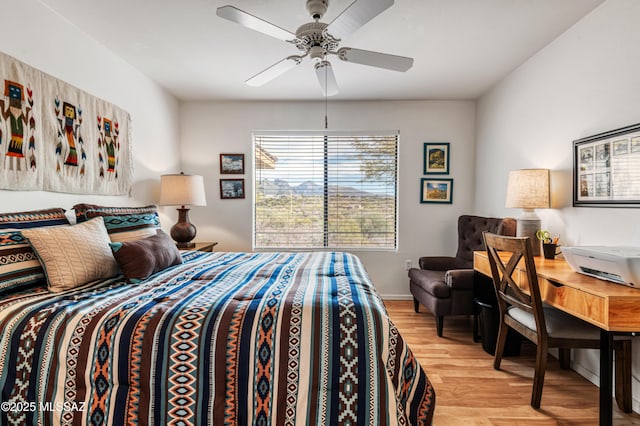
[
  {"x1": 217, "y1": 0, "x2": 413, "y2": 96},
  {"x1": 309, "y1": 46, "x2": 325, "y2": 62}
]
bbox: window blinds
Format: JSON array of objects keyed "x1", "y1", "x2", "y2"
[{"x1": 254, "y1": 132, "x2": 398, "y2": 250}]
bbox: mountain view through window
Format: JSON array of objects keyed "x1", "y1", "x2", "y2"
[{"x1": 254, "y1": 132, "x2": 398, "y2": 250}]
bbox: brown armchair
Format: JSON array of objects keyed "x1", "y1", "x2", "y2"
[{"x1": 408, "y1": 215, "x2": 516, "y2": 337}]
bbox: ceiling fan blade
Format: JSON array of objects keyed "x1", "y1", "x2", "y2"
[
  {"x1": 337, "y1": 47, "x2": 413, "y2": 72},
  {"x1": 314, "y1": 61, "x2": 339, "y2": 97},
  {"x1": 326, "y1": 0, "x2": 394, "y2": 40},
  {"x1": 246, "y1": 56, "x2": 303, "y2": 87},
  {"x1": 216, "y1": 5, "x2": 295, "y2": 42}
]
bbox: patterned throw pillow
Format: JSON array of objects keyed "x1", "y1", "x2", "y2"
[
  {"x1": 72, "y1": 204, "x2": 160, "y2": 243},
  {"x1": 21, "y1": 217, "x2": 119, "y2": 293},
  {"x1": 0, "y1": 208, "x2": 69, "y2": 229},
  {"x1": 0, "y1": 208, "x2": 70, "y2": 294},
  {"x1": 86, "y1": 211, "x2": 160, "y2": 243},
  {"x1": 73, "y1": 204, "x2": 158, "y2": 222},
  {"x1": 110, "y1": 229, "x2": 182, "y2": 282}
]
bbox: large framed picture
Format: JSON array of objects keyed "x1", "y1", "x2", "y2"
[
  {"x1": 573, "y1": 123, "x2": 640, "y2": 207},
  {"x1": 220, "y1": 178, "x2": 245, "y2": 199},
  {"x1": 220, "y1": 153, "x2": 245, "y2": 174},
  {"x1": 420, "y1": 178, "x2": 453, "y2": 204},
  {"x1": 423, "y1": 142, "x2": 450, "y2": 174}
]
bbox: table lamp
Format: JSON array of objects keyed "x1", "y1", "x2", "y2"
[
  {"x1": 159, "y1": 172, "x2": 207, "y2": 248},
  {"x1": 505, "y1": 169, "x2": 550, "y2": 256}
]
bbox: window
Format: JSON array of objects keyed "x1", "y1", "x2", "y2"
[{"x1": 254, "y1": 131, "x2": 398, "y2": 250}]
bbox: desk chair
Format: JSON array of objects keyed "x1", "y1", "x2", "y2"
[{"x1": 483, "y1": 232, "x2": 631, "y2": 411}]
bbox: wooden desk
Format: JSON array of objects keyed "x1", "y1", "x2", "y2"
[{"x1": 474, "y1": 251, "x2": 640, "y2": 426}]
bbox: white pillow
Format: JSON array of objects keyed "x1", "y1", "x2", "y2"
[{"x1": 22, "y1": 216, "x2": 119, "y2": 292}]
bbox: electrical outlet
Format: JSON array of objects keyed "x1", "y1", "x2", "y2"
[{"x1": 404, "y1": 259, "x2": 412, "y2": 270}]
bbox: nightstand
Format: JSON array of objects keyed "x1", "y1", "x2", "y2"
[{"x1": 179, "y1": 242, "x2": 218, "y2": 252}]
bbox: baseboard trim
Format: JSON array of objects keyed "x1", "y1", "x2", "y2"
[
  {"x1": 380, "y1": 294, "x2": 413, "y2": 301},
  {"x1": 571, "y1": 361, "x2": 640, "y2": 414}
]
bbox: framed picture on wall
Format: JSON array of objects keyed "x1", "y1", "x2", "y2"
[
  {"x1": 420, "y1": 178, "x2": 453, "y2": 204},
  {"x1": 573, "y1": 122, "x2": 640, "y2": 207},
  {"x1": 220, "y1": 178, "x2": 245, "y2": 199},
  {"x1": 220, "y1": 153, "x2": 245, "y2": 174},
  {"x1": 423, "y1": 142, "x2": 450, "y2": 174}
]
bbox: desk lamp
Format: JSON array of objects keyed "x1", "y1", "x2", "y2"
[
  {"x1": 159, "y1": 172, "x2": 207, "y2": 248},
  {"x1": 505, "y1": 169, "x2": 550, "y2": 256}
]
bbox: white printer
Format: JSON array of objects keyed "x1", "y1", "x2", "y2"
[{"x1": 561, "y1": 246, "x2": 640, "y2": 288}]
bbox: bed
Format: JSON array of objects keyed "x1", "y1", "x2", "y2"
[{"x1": 0, "y1": 207, "x2": 435, "y2": 425}]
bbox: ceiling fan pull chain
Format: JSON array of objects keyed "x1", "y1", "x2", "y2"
[{"x1": 325, "y1": 62, "x2": 329, "y2": 130}]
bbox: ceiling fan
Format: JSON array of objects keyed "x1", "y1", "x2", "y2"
[{"x1": 216, "y1": 0, "x2": 414, "y2": 96}]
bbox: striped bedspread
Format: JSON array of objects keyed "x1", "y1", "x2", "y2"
[{"x1": 0, "y1": 251, "x2": 434, "y2": 425}]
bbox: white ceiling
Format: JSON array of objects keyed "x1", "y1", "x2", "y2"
[{"x1": 40, "y1": 0, "x2": 603, "y2": 101}]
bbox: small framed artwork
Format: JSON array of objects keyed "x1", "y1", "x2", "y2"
[
  {"x1": 220, "y1": 178, "x2": 245, "y2": 199},
  {"x1": 220, "y1": 153, "x2": 245, "y2": 174},
  {"x1": 420, "y1": 178, "x2": 453, "y2": 204},
  {"x1": 423, "y1": 142, "x2": 450, "y2": 174}
]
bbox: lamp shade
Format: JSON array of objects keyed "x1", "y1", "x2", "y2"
[
  {"x1": 159, "y1": 173, "x2": 207, "y2": 206},
  {"x1": 505, "y1": 169, "x2": 550, "y2": 209}
]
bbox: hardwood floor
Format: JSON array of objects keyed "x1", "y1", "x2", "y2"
[{"x1": 385, "y1": 300, "x2": 640, "y2": 425}]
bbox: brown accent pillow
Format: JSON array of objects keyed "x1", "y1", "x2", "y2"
[{"x1": 109, "y1": 229, "x2": 182, "y2": 282}]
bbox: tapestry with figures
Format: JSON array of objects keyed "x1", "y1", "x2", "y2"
[{"x1": 0, "y1": 51, "x2": 133, "y2": 195}]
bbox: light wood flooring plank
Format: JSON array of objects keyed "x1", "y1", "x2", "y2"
[{"x1": 385, "y1": 300, "x2": 640, "y2": 425}]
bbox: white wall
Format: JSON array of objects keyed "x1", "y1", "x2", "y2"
[
  {"x1": 475, "y1": 0, "x2": 640, "y2": 245},
  {"x1": 475, "y1": 0, "x2": 640, "y2": 409},
  {"x1": 180, "y1": 100, "x2": 476, "y2": 297},
  {"x1": 0, "y1": 0, "x2": 180, "y2": 220}
]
